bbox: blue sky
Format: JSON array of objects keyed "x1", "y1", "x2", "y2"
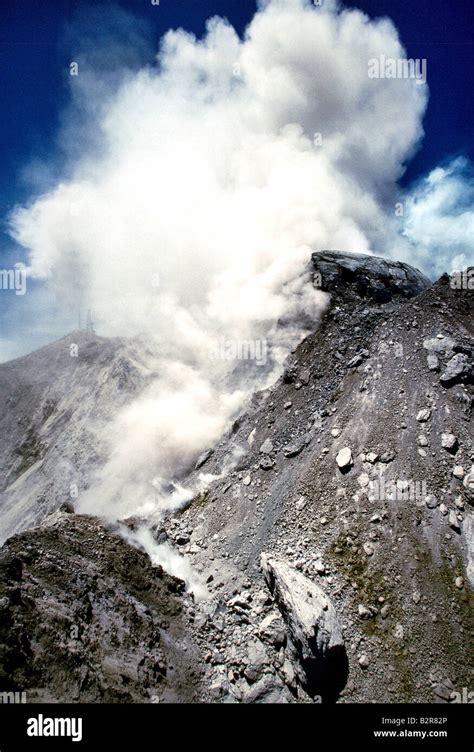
[{"x1": 0, "y1": 0, "x2": 473, "y2": 361}]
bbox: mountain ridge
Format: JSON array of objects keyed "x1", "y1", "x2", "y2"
[{"x1": 0, "y1": 251, "x2": 472, "y2": 703}]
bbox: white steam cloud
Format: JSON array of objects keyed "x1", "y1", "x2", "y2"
[
  {"x1": 6, "y1": 0, "x2": 473, "y2": 581},
  {"x1": 401, "y1": 157, "x2": 474, "y2": 277}
]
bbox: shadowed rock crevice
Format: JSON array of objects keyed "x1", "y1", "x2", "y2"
[{"x1": 261, "y1": 553, "x2": 349, "y2": 702}]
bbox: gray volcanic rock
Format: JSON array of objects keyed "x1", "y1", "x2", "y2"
[
  {"x1": 423, "y1": 336, "x2": 456, "y2": 357},
  {"x1": 0, "y1": 512, "x2": 204, "y2": 703},
  {"x1": 261, "y1": 554, "x2": 344, "y2": 654},
  {"x1": 261, "y1": 553, "x2": 347, "y2": 699},
  {"x1": 463, "y1": 466, "x2": 474, "y2": 505},
  {"x1": 440, "y1": 353, "x2": 472, "y2": 387},
  {"x1": 258, "y1": 612, "x2": 286, "y2": 647},
  {"x1": 336, "y1": 447, "x2": 353, "y2": 471},
  {"x1": 312, "y1": 250, "x2": 431, "y2": 302},
  {"x1": 441, "y1": 433, "x2": 458, "y2": 453}
]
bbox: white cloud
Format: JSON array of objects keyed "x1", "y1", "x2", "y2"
[
  {"x1": 10, "y1": 1, "x2": 428, "y2": 336},
  {"x1": 401, "y1": 157, "x2": 474, "y2": 277}
]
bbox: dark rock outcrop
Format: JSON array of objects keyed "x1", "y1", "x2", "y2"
[
  {"x1": 0, "y1": 513, "x2": 204, "y2": 703},
  {"x1": 312, "y1": 250, "x2": 431, "y2": 302}
]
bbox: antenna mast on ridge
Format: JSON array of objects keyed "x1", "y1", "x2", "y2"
[{"x1": 86, "y1": 309, "x2": 95, "y2": 333}]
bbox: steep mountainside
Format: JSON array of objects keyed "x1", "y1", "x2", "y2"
[
  {"x1": 171, "y1": 253, "x2": 472, "y2": 703},
  {"x1": 0, "y1": 252, "x2": 472, "y2": 704},
  {"x1": 0, "y1": 331, "x2": 157, "y2": 544}
]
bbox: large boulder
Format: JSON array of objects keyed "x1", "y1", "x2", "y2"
[
  {"x1": 260, "y1": 553, "x2": 347, "y2": 700},
  {"x1": 439, "y1": 353, "x2": 472, "y2": 387},
  {"x1": 463, "y1": 466, "x2": 474, "y2": 505},
  {"x1": 312, "y1": 250, "x2": 431, "y2": 303}
]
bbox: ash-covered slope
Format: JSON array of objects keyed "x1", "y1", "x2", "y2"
[
  {"x1": 0, "y1": 331, "x2": 156, "y2": 544},
  {"x1": 167, "y1": 252, "x2": 473, "y2": 703},
  {"x1": 0, "y1": 251, "x2": 472, "y2": 704}
]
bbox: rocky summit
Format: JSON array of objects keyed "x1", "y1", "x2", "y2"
[{"x1": 0, "y1": 251, "x2": 472, "y2": 704}]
